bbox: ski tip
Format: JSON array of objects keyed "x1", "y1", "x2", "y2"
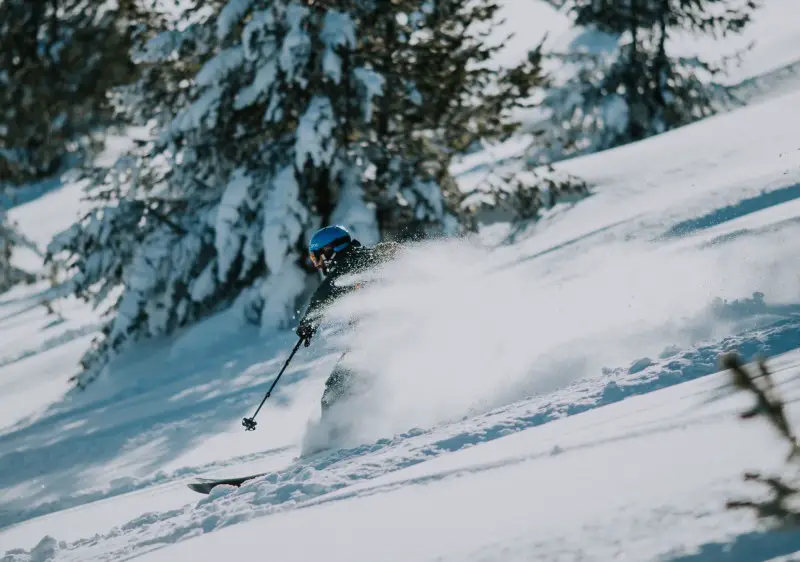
[{"x1": 187, "y1": 482, "x2": 213, "y2": 494}]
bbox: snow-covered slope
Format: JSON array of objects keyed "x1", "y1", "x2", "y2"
[
  {"x1": 2, "y1": 2, "x2": 800, "y2": 561},
  {"x1": 94, "y1": 350, "x2": 800, "y2": 562}
]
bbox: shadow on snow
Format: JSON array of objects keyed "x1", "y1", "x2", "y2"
[
  {"x1": 664, "y1": 183, "x2": 800, "y2": 239},
  {"x1": 666, "y1": 528, "x2": 800, "y2": 561},
  {"x1": 0, "y1": 309, "x2": 335, "y2": 529}
]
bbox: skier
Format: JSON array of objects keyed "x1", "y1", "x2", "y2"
[{"x1": 295, "y1": 225, "x2": 400, "y2": 413}]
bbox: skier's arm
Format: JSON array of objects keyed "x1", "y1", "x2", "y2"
[
  {"x1": 296, "y1": 300, "x2": 322, "y2": 342},
  {"x1": 295, "y1": 279, "x2": 334, "y2": 342}
]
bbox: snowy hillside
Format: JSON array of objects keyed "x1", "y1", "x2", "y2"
[{"x1": 2, "y1": 0, "x2": 800, "y2": 561}]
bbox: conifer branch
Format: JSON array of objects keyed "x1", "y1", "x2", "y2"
[{"x1": 722, "y1": 353, "x2": 800, "y2": 526}]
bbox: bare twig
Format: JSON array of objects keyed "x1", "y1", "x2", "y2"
[
  {"x1": 721, "y1": 352, "x2": 799, "y2": 459},
  {"x1": 722, "y1": 353, "x2": 800, "y2": 526}
]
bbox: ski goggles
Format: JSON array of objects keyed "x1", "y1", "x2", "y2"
[
  {"x1": 309, "y1": 246, "x2": 336, "y2": 269},
  {"x1": 309, "y1": 236, "x2": 350, "y2": 269}
]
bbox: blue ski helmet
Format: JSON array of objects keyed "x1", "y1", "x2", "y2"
[{"x1": 308, "y1": 225, "x2": 352, "y2": 270}]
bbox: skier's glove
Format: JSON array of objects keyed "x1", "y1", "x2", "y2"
[{"x1": 296, "y1": 323, "x2": 315, "y2": 346}]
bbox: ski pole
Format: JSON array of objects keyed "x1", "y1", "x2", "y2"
[{"x1": 242, "y1": 336, "x2": 306, "y2": 431}]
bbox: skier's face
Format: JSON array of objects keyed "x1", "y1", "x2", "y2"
[{"x1": 310, "y1": 245, "x2": 336, "y2": 273}]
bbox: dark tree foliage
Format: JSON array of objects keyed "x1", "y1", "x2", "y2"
[
  {"x1": 0, "y1": 207, "x2": 37, "y2": 291},
  {"x1": 0, "y1": 0, "x2": 143, "y2": 185}
]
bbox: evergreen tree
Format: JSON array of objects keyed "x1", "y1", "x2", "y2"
[
  {"x1": 354, "y1": 0, "x2": 549, "y2": 235},
  {"x1": 535, "y1": 0, "x2": 760, "y2": 161},
  {"x1": 0, "y1": 210, "x2": 19, "y2": 292},
  {"x1": 49, "y1": 0, "x2": 555, "y2": 388},
  {"x1": 0, "y1": 0, "x2": 142, "y2": 185},
  {"x1": 0, "y1": 207, "x2": 36, "y2": 292}
]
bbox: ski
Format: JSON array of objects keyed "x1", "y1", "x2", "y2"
[
  {"x1": 187, "y1": 471, "x2": 269, "y2": 494},
  {"x1": 186, "y1": 444, "x2": 335, "y2": 494},
  {"x1": 186, "y1": 411, "x2": 347, "y2": 496}
]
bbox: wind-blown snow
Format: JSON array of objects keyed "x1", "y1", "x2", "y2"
[{"x1": 321, "y1": 212, "x2": 800, "y2": 442}]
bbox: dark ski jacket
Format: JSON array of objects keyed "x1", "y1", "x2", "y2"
[{"x1": 296, "y1": 240, "x2": 401, "y2": 338}]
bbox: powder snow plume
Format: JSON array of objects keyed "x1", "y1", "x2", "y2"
[{"x1": 317, "y1": 222, "x2": 800, "y2": 443}]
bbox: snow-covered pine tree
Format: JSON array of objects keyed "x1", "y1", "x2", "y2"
[
  {"x1": 353, "y1": 0, "x2": 547, "y2": 235},
  {"x1": 353, "y1": 0, "x2": 589, "y2": 232},
  {"x1": 48, "y1": 0, "x2": 560, "y2": 387},
  {"x1": 0, "y1": 209, "x2": 18, "y2": 292},
  {"x1": 0, "y1": 0, "x2": 141, "y2": 185},
  {"x1": 535, "y1": 0, "x2": 760, "y2": 161},
  {"x1": 0, "y1": 207, "x2": 36, "y2": 292}
]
